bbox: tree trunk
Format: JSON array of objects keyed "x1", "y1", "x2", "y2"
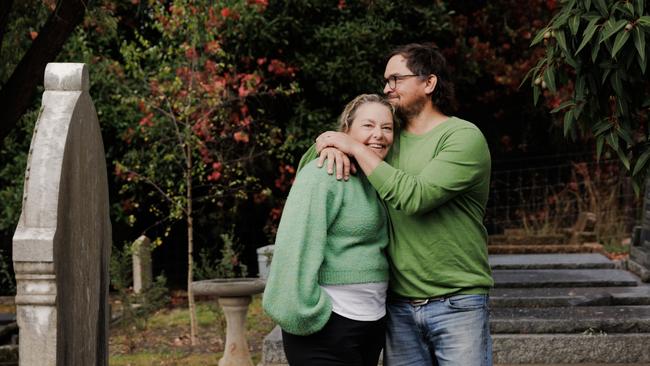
[
  {"x1": 186, "y1": 145, "x2": 198, "y2": 346},
  {"x1": 0, "y1": 0, "x2": 87, "y2": 146}
]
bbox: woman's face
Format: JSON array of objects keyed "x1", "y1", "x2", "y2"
[{"x1": 347, "y1": 102, "x2": 394, "y2": 160}]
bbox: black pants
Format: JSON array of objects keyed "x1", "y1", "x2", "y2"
[{"x1": 282, "y1": 312, "x2": 385, "y2": 366}]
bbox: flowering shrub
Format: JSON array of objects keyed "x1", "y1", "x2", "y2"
[{"x1": 117, "y1": 0, "x2": 299, "y2": 235}]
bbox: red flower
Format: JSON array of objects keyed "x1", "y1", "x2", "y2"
[
  {"x1": 138, "y1": 113, "x2": 154, "y2": 127},
  {"x1": 185, "y1": 46, "x2": 198, "y2": 61},
  {"x1": 221, "y1": 7, "x2": 239, "y2": 19},
  {"x1": 207, "y1": 171, "x2": 222, "y2": 181},
  {"x1": 204, "y1": 40, "x2": 220, "y2": 54},
  {"x1": 234, "y1": 131, "x2": 250, "y2": 143},
  {"x1": 546, "y1": 0, "x2": 557, "y2": 11}
]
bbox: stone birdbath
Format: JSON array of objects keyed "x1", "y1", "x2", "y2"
[{"x1": 192, "y1": 278, "x2": 266, "y2": 366}]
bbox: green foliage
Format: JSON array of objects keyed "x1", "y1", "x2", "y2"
[
  {"x1": 0, "y1": 249, "x2": 15, "y2": 295},
  {"x1": 194, "y1": 232, "x2": 248, "y2": 279},
  {"x1": 1, "y1": 1, "x2": 569, "y2": 282},
  {"x1": 0, "y1": 1, "x2": 135, "y2": 288},
  {"x1": 528, "y1": 0, "x2": 650, "y2": 190},
  {"x1": 0, "y1": 1, "x2": 52, "y2": 84},
  {"x1": 115, "y1": 0, "x2": 299, "y2": 239},
  {"x1": 109, "y1": 242, "x2": 170, "y2": 331}
]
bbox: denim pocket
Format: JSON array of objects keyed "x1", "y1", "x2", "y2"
[{"x1": 447, "y1": 294, "x2": 487, "y2": 310}]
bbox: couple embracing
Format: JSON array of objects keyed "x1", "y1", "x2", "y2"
[{"x1": 263, "y1": 43, "x2": 494, "y2": 366}]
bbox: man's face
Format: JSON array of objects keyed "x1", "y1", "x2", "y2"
[{"x1": 383, "y1": 54, "x2": 428, "y2": 119}]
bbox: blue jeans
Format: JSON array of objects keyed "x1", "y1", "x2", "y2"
[{"x1": 385, "y1": 294, "x2": 492, "y2": 366}]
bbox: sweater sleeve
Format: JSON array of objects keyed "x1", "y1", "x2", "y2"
[
  {"x1": 367, "y1": 127, "x2": 490, "y2": 216},
  {"x1": 262, "y1": 163, "x2": 343, "y2": 335}
]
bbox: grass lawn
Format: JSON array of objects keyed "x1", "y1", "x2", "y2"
[{"x1": 109, "y1": 294, "x2": 275, "y2": 365}]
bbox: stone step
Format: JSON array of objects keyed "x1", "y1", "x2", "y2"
[
  {"x1": 262, "y1": 326, "x2": 650, "y2": 365},
  {"x1": 0, "y1": 314, "x2": 15, "y2": 326},
  {"x1": 489, "y1": 254, "x2": 616, "y2": 270},
  {"x1": 492, "y1": 333, "x2": 650, "y2": 364},
  {"x1": 490, "y1": 305, "x2": 650, "y2": 333},
  {"x1": 488, "y1": 243, "x2": 603, "y2": 255},
  {"x1": 490, "y1": 286, "x2": 650, "y2": 307},
  {"x1": 489, "y1": 234, "x2": 566, "y2": 245},
  {"x1": 493, "y1": 269, "x2": 639, "y2": 288}
]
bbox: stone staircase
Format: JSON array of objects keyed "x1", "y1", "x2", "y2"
[
  {"x1": 261, "y1": 253, "x2": 650, "y2": 365},
  {"x1": 490, "y1": 253, "x2": 650, "y2": 364}
]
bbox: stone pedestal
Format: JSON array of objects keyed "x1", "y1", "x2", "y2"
[
  {"x1": 192, "y1": 278, "x2": 265, "y2": 366},
  {"x1": 12, "y1": 63, "x2": 111, "y2": 365},
  {"x1": 219, "y1": 297, "x2": 254, "y2": 366}
]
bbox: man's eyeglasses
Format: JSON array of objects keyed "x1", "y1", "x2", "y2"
[{"x1": 384, "y1": 74, "x2": 421, "y2": 90}]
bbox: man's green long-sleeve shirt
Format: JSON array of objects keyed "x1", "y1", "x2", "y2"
[{"x1": 299, "y1": 117, "x2": 493, "y2": 298}]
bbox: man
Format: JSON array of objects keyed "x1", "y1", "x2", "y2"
[{"x1": 308, "y1": 43, "x2": 493, "y2": 365}]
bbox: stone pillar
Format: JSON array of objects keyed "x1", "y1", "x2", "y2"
[
  {"x1": 630, "y1": 179, "x2": 650, "y2": 282},
  {"x1": 12, "y1": 63, "x2": 111, "y2": 366},
  {"x1": 132, "y1": 236, "x2": 152, "y2": 294}
]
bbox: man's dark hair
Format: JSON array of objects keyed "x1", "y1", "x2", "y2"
[{"x1": 388, "y1": 43, "x2": 457, "y2": 114}]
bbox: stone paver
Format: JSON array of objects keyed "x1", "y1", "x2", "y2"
[
  {"x1": 492, "y1": 333, "x2": 650, "y2": 364},
  {"x1": 493, "y1": 269, "x2": 639, "y2": 288},
  {"x1": 490, "y1": 305, "x2": 650, "y2": 333},
  {"x1": 490, "y1": 285, "x2": 650, "y2": 307},
  {"x1": 489, "y1": 253, "x2": 614, "y2": 270},
  {"x1": 0, "y1": 314, "x2": 15, "y2": 325}
]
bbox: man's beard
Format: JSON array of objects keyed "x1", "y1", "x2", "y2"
[{"x1": 396, "y1": 95, "x2": 427, "y2": 122}]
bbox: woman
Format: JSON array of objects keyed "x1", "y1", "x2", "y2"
[{"x1": 263, "y1": 94, "x2": 395, "y2": 366}]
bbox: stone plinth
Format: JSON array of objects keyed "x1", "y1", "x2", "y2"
[{"x1": 12, "y1": 63, "x2": 111, "y2": 366}]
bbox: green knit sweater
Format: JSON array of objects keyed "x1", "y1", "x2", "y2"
[{"x1": 262, "y1": 160, "x2": 389, "y2": 336}]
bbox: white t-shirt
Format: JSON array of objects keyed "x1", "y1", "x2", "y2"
[{"x1": 321, "y1": 282, "x2": 388, "y2": 321}]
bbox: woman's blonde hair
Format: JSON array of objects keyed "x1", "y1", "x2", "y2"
[{"x1": 338, "y1": 94, "x2": 395, "y2": 132}]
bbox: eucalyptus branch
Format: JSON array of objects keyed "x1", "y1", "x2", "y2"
[
  {"x1": 121, "y1": 166, "x2": 189, "y2": 216},
  {"x1": 160, "y1": 96, "x2": 189, "y2": 163},
  {"x1": 140, "y1": 216, "x2": 175, "y2": 237}
]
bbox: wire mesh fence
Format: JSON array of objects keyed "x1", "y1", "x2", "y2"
[{"x1": 485, "y1": 152, "x2": 643, "y2": 248}]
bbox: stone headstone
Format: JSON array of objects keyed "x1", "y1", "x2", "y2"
[
  {"x1": 132, "y1": 235, "x2": 152, "y2": 294},
  {"x1": 12, "y1": 63, "x2": 111, "y2": 366},
  {"x1": 256, "y1": 244, "x2": 274, "y2": 280}
]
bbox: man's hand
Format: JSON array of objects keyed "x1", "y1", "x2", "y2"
[
  {"x1": 315, "y1": 131, "x2": 358, "y2": 155},
  {"x1": 316, "y1": 147, "x2": 356, "y2": 180},
  {"x1": 315, "y1": 131, "x2": 361, "y2": 180}
]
